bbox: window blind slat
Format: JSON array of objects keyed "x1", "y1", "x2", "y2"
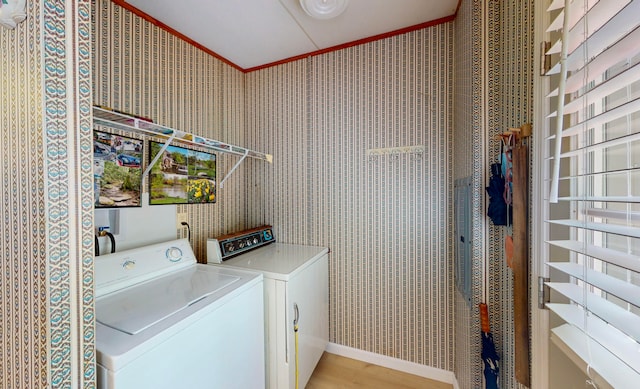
[
  {"x1": 559, "y1": 61, "x2": 640, "y2": 117},
  {"x1": 546, "y1": 0, "x2": 632, "y2": 55},
  {"x1": 547, "y1": 11, "x2": 565, "y2": 33},
  {"x1": 558, "y1": 130, "x2": 640, "y2": 159},
  {"x1": 547, "y1": 0, "x2": 565, "y2": 12},
  {"x1": 547, "y1": 262, "x2": 640, "y2": 307},
  {"x1": 564, "y1": 28, "x2": 640, "y2": 94},
  {"x1": 556, "y1": 196, "x2": 640, "y2": 204},
  {"x1": 547, "y1": 282, "x2": 640, "y2": 343},
  {"x1": 585, "y1": 208, "x2": 640, "y2": 222},
  {"x1": 547, "y1": 219, "x2": 640, "y2": 239},
  {"x1": 551, "y1": 324, "x2": 640, "y2": 389},
  {"x1": 553, "y1": 167, "x2": 640, "y2": 182},
  {"x1": 546, "y1": 0, "x2": 640, "y2": 75},
  {"x1": 546, "y1": 0, "x2": 598, "y2": 33},
  {"x1": 547, "y1": 303, "x2": 640, "y2": 373},
  {"x1": 547, "y1": 26, "x2": 640, "y2": 97},
  {"x1": 547, "y1": 240, "x2": 640, "y2": 272},
  {"x1": 548, "y1": 96, "x2": 640, "y2": 139}
]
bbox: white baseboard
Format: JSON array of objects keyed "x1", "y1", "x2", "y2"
[{"x1": 325, "y1": 343, "x2": 460, "y2": 389}]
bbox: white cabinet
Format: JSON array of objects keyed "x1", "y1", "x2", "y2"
[{"x1": 267, "y1": 253, "x2": 328, "y2": 389}]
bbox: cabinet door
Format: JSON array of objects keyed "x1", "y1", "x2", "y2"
[{"x1": 286, "y1": 254, "x2": 329, "y2": 388}]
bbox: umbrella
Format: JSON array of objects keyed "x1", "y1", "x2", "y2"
[{"x1": 480, "y1": 303, "x2": 500, "y2": 389}]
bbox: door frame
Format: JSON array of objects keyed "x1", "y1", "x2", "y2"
[{"x1": 531, "y1": 0, "x2": 550, "y2": 387}]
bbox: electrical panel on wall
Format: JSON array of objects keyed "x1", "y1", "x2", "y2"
[{"x1": 454, "y1": 176, "x2": 472, "y2": 306}]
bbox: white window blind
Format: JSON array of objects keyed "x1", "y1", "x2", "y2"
[{"x1": 544, "y1": 0, "x2": 640, "y2": 387}]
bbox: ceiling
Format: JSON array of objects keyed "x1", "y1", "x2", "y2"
[{"x1": 119, "y1": 0, "x2": 459, "y2": 71}]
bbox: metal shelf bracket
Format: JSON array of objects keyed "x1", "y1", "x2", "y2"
[
  {"x1": 219, "y1": 149, "x2": 249, "y2": 189},
  {"x1": 141, "y1": 131, "x2": 177, "y2": 181}
]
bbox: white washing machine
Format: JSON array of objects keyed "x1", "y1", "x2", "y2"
[
  {"x1": 95, "y1": 238, "x2": 265, "y2": 389},
  {"x1": 207, "y1": 227, "x2": 329, "y2": 389}
]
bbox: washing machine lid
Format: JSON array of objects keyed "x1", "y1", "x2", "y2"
[{"x1": 96, "y1": 266, "x2": 240, "y2": 335}]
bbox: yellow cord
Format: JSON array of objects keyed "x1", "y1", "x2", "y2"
[{"x1": 294, "y1": 323, "x2": 299, "y2": 389}]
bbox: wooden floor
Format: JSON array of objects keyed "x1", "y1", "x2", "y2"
[{"x1": 306, "y1": 353, "x2": 453, "y2": 389}]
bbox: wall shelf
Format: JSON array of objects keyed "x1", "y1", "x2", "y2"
[
  {"x1": 93, "y1": 106, "x2": 272, "y2": 162},
  {"x1": 92, "y1": 106, "x2": 272, "y2": 187}
]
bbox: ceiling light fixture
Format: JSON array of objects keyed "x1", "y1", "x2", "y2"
[
  {"x1": 299, "y1": 0, "x2": 349, "y2": 20},
  {"x1": 0, "y1": 0, "x2": 27, "y2": 29}
]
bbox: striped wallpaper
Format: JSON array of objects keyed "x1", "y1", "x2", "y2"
[
  {"x1": 43, "y1": 0, "x2": 95, "y2": 386},
  {"x1": 0, "y1": 1, "x2": 47, "y2": 387},
  {"x1": 1, "y1": 0, "x2": 95, "y2": 387},
  {"x1": 246, "y1": 25, "x2": 455, "y2": 369},
  {"x1": 453, "y1": 1, "x2": 535, "y2": 388},
  {"x1": 94, "y1": 2, "x2": 457, "y2": 371},
  {"x1": 1, "y1": 0, "x2": 536, "y2": 387},
  {"x1": 92, "y1": 0, "x2": 251, "y2": 260},
  {"x1": 488, "y1": 1, "x2": 535, "y2": 388},
  {"x1": 453, "y1": 0, "x2": 484, "y2": 386},
  {"x1": 244, "y1": 60, "x2": 310, "y2": 243}
]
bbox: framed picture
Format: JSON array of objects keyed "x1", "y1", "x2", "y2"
[
  {"x1": 148, "y1": 141, "x2": 216, "y2": 205},
  {"x1": 93, "y1": 130, "x2": 143, "y2": 208}
]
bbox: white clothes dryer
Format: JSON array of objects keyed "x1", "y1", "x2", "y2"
[{"x1": 207, "y1": 227, "x2": 329, "y2": 389}]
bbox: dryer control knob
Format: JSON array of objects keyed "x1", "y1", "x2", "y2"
[
  {"x1": 166, "y1": 247, "x2": 183, "y2": 262},
  {"x1": 122, "y1": 260, "x2": 136, "y2": 270}
]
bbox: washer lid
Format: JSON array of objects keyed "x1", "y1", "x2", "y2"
[{"x1": 96, "y1": 266, "x2": 239, "y2": 335}]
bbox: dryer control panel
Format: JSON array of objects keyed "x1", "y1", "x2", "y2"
[{"x1": 207, "y1": 225, "x2": 275, "y2": 264}]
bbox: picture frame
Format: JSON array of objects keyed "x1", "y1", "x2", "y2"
[
  {"x1": 148, "y1": 141, "x2": 216, "y2": 205},
  {"x1": 93, "y1": 130, "x2": 143, "y2": 208}
]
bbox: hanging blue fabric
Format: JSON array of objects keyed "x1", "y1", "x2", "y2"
[{"x1": 486, "y1": 162, "x2": 512, "y2": 226}]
